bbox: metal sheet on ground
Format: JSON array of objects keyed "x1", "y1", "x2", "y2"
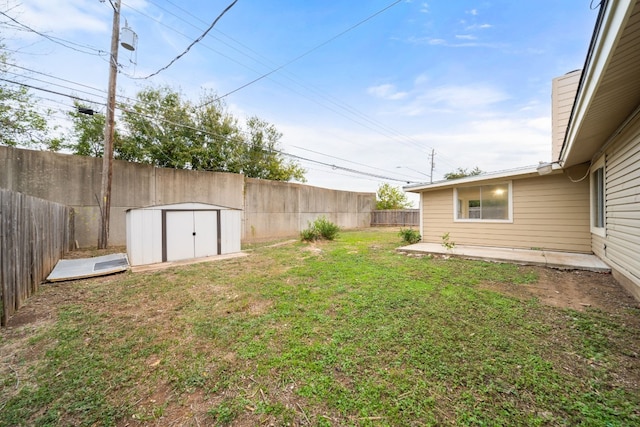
[{"x1": 46, "y1": 253, "x2": 129, "y2": 282}]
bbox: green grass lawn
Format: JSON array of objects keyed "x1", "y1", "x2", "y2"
[{"x1": 1, "y1": 228, "x2": 639, "y2": 426}]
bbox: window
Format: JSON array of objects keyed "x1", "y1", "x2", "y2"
[
  {"x1": 454, "y1": 182, "x2": 512, "y2": 222},
  {"x1": 590, "y1": 159, "x2": 605, "y2": 235}
]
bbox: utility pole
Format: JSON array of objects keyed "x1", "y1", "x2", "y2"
[
  {"x1": 429, "y1": 148, "x2": 435, "y2": 184},
  {"x1": 98, "y1": 0, "x2": 121, "y2": 249}
]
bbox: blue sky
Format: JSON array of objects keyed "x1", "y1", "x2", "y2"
[{"x1": 2, "y1": 0, "x2": 599, "y2": 201}]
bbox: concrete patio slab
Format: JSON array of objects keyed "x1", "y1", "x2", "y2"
[
  {"x1": 398, "y1": 243, "x2": 611, "y2": 273},
  {"x1": 130, "y1": 252, "x2": 248, "y2": 273}
]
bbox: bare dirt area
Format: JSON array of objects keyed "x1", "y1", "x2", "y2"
[
  {"x1": 5, "y1": 265, "x2": 638, "y2": 340},
  {"x1": 481, "y1": 266, "x2": 640, "y2": 313}
]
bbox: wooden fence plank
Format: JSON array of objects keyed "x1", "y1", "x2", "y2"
[
  {"x1": 0, "y1": 189, "x2": 72, "y2": 326},
  {"x1": 370, "y1": 210, "x2": 419, "y2": 227}
]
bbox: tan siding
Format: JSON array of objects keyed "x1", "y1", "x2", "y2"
[
  {"x1": 421, "y1": 173, "x2": 591, "y2": 252},
  {"x1": 592, "y1": 233, "x2": 606, "y2": 259},
  {"x1": 600, "y1": 114, "x2": 640, "y2": 286}
]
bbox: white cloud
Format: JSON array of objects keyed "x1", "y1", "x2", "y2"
[
  {"x1": 367, "y1": 84, "x2": 409, "y2": 100},
  {"x1": 411, "y1": 117, "x2": 552, "y2": 176},
  {"x1": 414, "y1": 73, "x2": 430, "y2": 85},
  {"x1": 420, "y1": 2, "x2": 430, "y2": 13},
  {"x1": 468, "y1": 9, "x2": 479, "y2": 16},
  {"x1": 407, "y1": 35, "x2": 502, "y2": 49},
  {"x1": 421, "y1": 85, "x2": 510, "y2": 109},
  {"x1": 10, "y1": 0, "x2": 111, "y2": 34},
  {"x1": 466, "y1": 23, "x2": 493, "y2": 31}
]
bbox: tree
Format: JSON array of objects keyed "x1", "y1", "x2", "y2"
[
  {"x1": 189, "y1": 92, "x2": 246, "y2": 173},
  {"x1": 243, "y1": 116, "x2": 306, "y2": 182},
  {"x1": 118, "y1": 86, "x2": 196, "y2": 168},
  {"x1": 0, "y1": 46, "x2": 56, "y2": 148},
  {"x1": 444, "y1": 166, "x2": 483, "y2": 180},
  {"x1": 114, "y1": 86, "x2": 305, "y2": 182},
  {"x1": 65, "y1": 101, "x2": 109, "y2": 157},
  {"x1": 376, "y1": 183, "x2": 412, "y2": 210}
]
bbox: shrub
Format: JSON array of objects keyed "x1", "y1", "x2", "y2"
[
  {"x1": 314, "y1": 216, "x2": 340, "y2": 240},
  {"x1": 300, "y1": 226, "x2": 320, "y2": 242},
  {"x1": 399, "y1": 228, "x2": 421, "y2": 244},
  {"x1": 300, "y1": 216, "x2": 340, "y2": 242}
]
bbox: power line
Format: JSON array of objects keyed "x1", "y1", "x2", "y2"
[
  {"x1": 201, "y1": 0, "x2": 403, "y2": 105},
  {"x1": 289, "y1": 144, "x2": 421, "y2": 182},
  {"x1": 0, "y1": 61, "x2": 142, "y2": 106},
  {"x1": 132, "y1": 0, "x2": 238, "y2": 79},
  {"x1": 278, "y1": 151, "x2": 416, "y2": 184},
  {"x1": 2, "y1": 1, "x2": 459, "y2": 176},
  {"x1": 1, "y1": 77, "x2": 416, "y2": 183},
  {"x1": 0, "y1": 10, "x2": 108, "y2": 57},
  {"x1": 128, "y1": 1, "x2": 441, "y2": 161}
]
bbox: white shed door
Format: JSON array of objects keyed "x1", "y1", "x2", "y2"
[
  {"x1": 165, "y1": 211, "x2": 219, "y2": 261},
  {"x1": 194, "y1": 211, "x2": 218, "y2": 258}
]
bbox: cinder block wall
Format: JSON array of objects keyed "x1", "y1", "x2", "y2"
[
  {"x1": 243, "y1": 178, "x2": 374, "y2": 242},
  {"x1": 1, "y1": 146, "x2": 375, "y2": 247}
]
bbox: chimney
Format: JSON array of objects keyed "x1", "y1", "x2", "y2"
[{"x1": 551, "y1": 70, "x2": 581, "y2": 161}]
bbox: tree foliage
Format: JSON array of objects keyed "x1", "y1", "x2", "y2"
[
  {"x1": 244, "y1": 116, "x2": 305, "y2": 182},
  {"x1": 64, "y1": 101, "x2": 109, "y2": 157},
  {"x1": 2, "y1": 45, "x2": 305, "y2": 183},
  {"x1": 376, "y1": 183, "x2": 412, "y2": 210},
  {"x1": 62, "y1": 86, "x2": 306, "y2": 182},
  {"x1": 0, "y1": 47, "x2": 58, "y2": 149},
  {"x1": 444, "y1": 166, "x2": 483, "y2": 180}
]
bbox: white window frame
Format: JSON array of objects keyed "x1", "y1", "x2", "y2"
[
  {"x1": 453, "y1": 181, "x2": 513, "y2": 223},
  {"x1": 590, "y1": 156, "x2": 606, "y2": 237}
]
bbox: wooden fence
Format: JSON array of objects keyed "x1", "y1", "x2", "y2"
[
  {"x1": 371, "y1": 209, "x2": 420, "y2": 227},
  {"x1": 0, "y1": 189, "x2": 74, "y2": 326}
]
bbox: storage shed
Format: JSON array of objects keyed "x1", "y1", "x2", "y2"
[{"x1": 126, "y1": 202, "x2": 242, "y2": 266}]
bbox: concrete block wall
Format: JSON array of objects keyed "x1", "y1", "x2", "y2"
[
  {"x1": 243, "y1": 178, "x2": 374, "y2": 242},
  {"x1": 1, "y1": 146, "x2": 375, "y2": 247}
]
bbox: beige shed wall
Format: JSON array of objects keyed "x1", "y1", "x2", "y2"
[
  {"x1": 420, "y1": 173, "x2": 591, "y2": 252},
  {"x1": 597, "y1": 113, "x2": 640, "y2": 299}
]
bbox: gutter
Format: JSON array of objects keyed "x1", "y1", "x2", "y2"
[{"x1": 403, "y1": 164, "x2": 563, "y2": 193}]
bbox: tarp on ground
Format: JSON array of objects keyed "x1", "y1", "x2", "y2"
[{"x1": 46, "y1": 253, "x2": 129, "y2": 282}]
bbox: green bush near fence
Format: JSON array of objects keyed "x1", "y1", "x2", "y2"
[{"x1": 399, "y1": 227, "x2": 421, "y2": 244}]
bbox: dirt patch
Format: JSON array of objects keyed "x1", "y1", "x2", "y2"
[{"x1": 481, "y1": 266, "x2": 640, "y2": 313}]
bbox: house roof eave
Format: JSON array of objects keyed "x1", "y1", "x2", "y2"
[
  {"x1": 560, "y1": 0, "x2": 639, "y2": 167},
  {"x1": 403, "y1": 164, "x2": 563, "y2": 193}
]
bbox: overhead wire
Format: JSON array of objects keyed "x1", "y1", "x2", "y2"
[
  {"x1": 0, "y1": 10, "x2": 108, "y2": 57},
  {"x1": 1, "y1": 0, "x2": 436, "y2": 181},
  {"x1": 1, "y1": 2, "x2": 458, "y2": 178},
  {"x1": 131, "y1": 0, "x2": 238, "y2": 79},
  {"x1": 123, "y1": 1, "x2": 440, "y2": 170},
  {"x1": 199, "y1": 0, "x2": 403, "y2": 105},
  {"x1": 2, "y1": 77, "x2": 416, "y2": 183},
  {"x1": 143, "y1": 1, "x2": 456, "y2": 172},
  {"x1": 289, "y1": 145, "x2": 421, "y2": 182}
]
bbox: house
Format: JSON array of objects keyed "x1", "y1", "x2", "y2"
[{"x1": 405, "y1": 0, "x2": 640, "y2": 300}]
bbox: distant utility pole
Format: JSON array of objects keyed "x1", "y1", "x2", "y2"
[
  {"x1": 429, "y1": 148, "x2": 435, "y2": 184},
  {"x1": 98, "y1": 0, "x2": 121, "y2": 249}
]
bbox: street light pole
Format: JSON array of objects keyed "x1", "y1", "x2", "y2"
[{"x1": 98, "y1": 0, "x2": 121, "y2": 249}]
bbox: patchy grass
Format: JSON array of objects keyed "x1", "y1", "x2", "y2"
[{"x1": 1, "y1": 229, "x2": 639, "y2": 426}]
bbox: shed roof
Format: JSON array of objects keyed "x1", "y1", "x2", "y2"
[{"x1": 126, "y1": 202, "x2": 241, "y2": 212}]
